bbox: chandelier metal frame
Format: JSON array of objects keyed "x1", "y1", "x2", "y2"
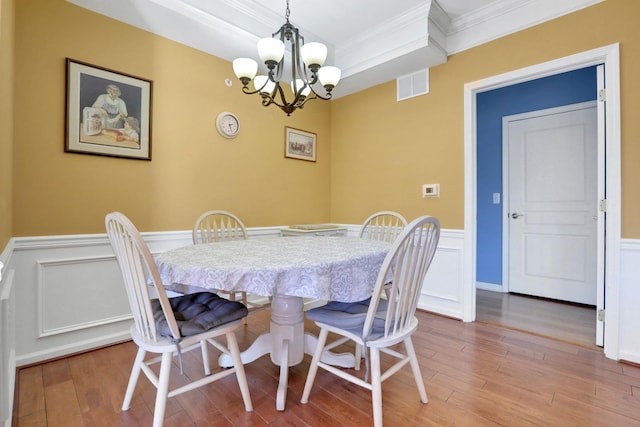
[{"x1": 233, "y1": 0, "x2": 341, "y2": 116}]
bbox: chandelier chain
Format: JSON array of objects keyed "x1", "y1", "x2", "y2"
[{"x1": 285, "y1": 0, "x2": 290, "y2": 23}]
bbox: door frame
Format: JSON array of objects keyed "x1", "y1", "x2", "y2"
[{"x1": 463, "y1": 44, "x2": 621, "y2": 360}]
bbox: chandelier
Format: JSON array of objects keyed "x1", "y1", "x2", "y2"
[{"x1": 232, "y1": 0, "x2": 341, "y2": 116}]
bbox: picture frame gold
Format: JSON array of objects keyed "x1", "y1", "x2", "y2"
[
  {"x1": 285, "y1": 127, "x2": 316, "y2": 162},
  {"x1": 65, "y1": 58, "x2": 152, "y2": 160}
]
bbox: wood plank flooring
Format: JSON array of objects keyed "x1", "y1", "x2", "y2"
[
  {"x1": 476, "y1": 289, "x2": 598, "y2": 349},
  {"x1": 16, "y1": 309, "x2": 640, "y2": 426}
]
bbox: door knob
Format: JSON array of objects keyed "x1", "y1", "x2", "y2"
[{"x1": 511, "y1": 212, "x2": 524, "y2": 219}]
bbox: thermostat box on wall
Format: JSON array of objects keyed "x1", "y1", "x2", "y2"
[{"x1": 422, "y1": 183, "x2": 440, "y2": 198}]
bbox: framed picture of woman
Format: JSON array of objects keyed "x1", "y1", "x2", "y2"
[{"x1": 65, "y1": 58, "x2": 152, "y2": 160}]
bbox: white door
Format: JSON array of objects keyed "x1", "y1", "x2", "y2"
[{"x1": 505, "y1": 102, "x2": 598, "y2": 305}]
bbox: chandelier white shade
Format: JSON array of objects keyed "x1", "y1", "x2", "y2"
[
  {"x1": 232, "y1": 58, "x2": 258, "y2": 80},
  {"x1": 257, "y1": 38, "x2": 285, "y2": 64},
  {"x1": 254, "y1": 75, "x2": 276, "y2": 94},
  {"x1": 300, "y1": 42, "x2": 327, "y2": 67},
  {"x1": 232, "y1": 0, "x2": 341, "y2": 116}
]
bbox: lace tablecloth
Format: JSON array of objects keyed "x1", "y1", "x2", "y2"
[{"x1": 156, "y1": 236, "x2": 391, "y2": 303}]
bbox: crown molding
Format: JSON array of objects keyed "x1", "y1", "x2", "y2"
[
  {"x1": 334, "y1": 1, "x2": 450, "y2": 97},
  {"x1": 446, "y1": 0, "x2": 605, "y2": 54},
  {"x1": 66, "y1": 0, "x2": 605, "y2": 97}
]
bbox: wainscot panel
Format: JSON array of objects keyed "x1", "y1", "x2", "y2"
[
  {"x1": 418, "y1": 230, "x2": 465, "y2": 319},
  {"x1": 1, "y1": 268, "x2": 15, "y2": 427},
  {"x1": 619, "y1": 239, "x2": 640, "y2": 364}
]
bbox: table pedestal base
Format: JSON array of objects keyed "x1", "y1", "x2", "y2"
[{"x1": 218, "y1": 294, "x2": 356, "y2": 411}]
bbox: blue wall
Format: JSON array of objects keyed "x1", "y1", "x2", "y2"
[{"x1": 476, "y1": 66, "x2": 597, "y2": 286}]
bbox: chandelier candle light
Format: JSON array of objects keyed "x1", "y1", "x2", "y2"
[{"x1": 232, "y1": 0, "x2": 341, "y2": 116}]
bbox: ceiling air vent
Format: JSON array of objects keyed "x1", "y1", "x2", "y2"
[{"x1": 397, "y1": 69, "x2": 429, "y2": 101}]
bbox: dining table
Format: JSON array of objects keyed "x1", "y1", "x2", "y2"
[{"x1": 155, "y1": 235, "x2": 390, "y2": 410}]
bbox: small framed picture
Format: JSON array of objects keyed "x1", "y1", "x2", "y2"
[
  {"x1": 285, "y1": 127, "x2": 316, "y2": 162},
  {"x1": 65, "y1": 58, "x2": 152, "y2": 160}
]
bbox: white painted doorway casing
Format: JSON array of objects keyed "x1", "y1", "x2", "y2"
[
  {"x1": 463, "y1": 44, "x2": 621, "y2": 360},
  {"x1": 504, "y1": 102, "x2": 598, "y2": 306}
]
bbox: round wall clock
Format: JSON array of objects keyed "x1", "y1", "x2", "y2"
[{"x1": 215, "y1": 112, "x2": 240, "y2": 139}]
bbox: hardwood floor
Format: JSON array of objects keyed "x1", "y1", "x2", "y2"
[
  {"x1": 16, "y1": 309, "x2": 640, "y2": 426},
  {"x1": 476, "y1": 289, "x2": 598, "y2": 349}
]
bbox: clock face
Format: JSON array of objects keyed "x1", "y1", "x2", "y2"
[{"x1": 216, "y1": 112, "x2": 239, "y2": 138}]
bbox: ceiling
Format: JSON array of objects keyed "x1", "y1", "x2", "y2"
[{"x1": 67, "y1": 0, "x2": 603, "y2": 98}]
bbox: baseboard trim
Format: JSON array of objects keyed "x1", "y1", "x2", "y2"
[{"x1": 476, "y1": 281, "x2": 503, "y2": 292}]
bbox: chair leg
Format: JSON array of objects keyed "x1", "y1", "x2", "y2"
[
  {"x1": 354, "y1": 343, "x2": 363, "y2": 370},
  {"x1": 300, "y1": 328, "x2": 329, "y2": 404},
  {"x1": 405, "y1": 337, "x2": 428, "y2": 403},
  {"x1": 241, "y1": 292, "x2": 248, "y2": 306},
  {"x1": 152, "y1": 352, "x2": 173, "y2": 427},
  {"x1": 226, "y1": 332, "x2": 253, "y2": 412},
  {"x1": 242, "y1": 292, "x2": 249, "y2": 325},
  {"x1": 370, "y1": 347, "x2": 383, "y2": 427},
  {"x1": 122, "y1": 347, "x2": 146, "y2": 411},
  {"x1": 201, "y1": 340, "x2": 211, "y2": 376}
]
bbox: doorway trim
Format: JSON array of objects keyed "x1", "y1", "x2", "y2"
[{"x1": 463, "y1": 43, "x2": 621, "y2": 360}]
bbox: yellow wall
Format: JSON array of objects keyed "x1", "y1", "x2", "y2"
[
  {"x1": 330, "y1": 0, "x2": 640, "y2": 237},
  {"x1": 7, "y1": 0, "x2": 640, "y2": 238},
  {"x1": 0, "y1": 0, "x2": 14, "y2": 248},
  {"x1": 330, "y1": 68, "x2": 465, "y2": 229},
  {"x1": 11, "y1": 0, "x2": 332, "y2": 235}
]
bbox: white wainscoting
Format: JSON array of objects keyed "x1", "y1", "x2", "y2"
[
  {"x1": 339, "y1": 226, "x2": 466, "y2": 318},
  {"x1": 6, "y1": 229, "x2": 640, "y2": 366},
  {"x1": 6, "y1": 225, "x2": 465, "y2": 367},
  {"x1": 1, "y1": 267, "x2": 15, "y2": 427},
  {"x1": 8, "y1": 226, "x2": 292, "y2": 367},
  {"x1": 418, "y1": 230, "x2": 466, "y2": 319},
  {"x1": 9, "y1": 230, "x2": 196, "y2": 367},
  {"x1": 619, "y1": 239, "x2": 640, "y2": 364}
]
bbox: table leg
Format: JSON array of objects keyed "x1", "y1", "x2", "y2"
[
  {"x1": 276, "y1": 339, "x2": 289, "y2": 411},
  {"x1": 269, "y1": 295, "x2": 305, "y2": 411},
  {"x1": 270, "y1": 295, "x2": 305, "y2": 365},
  {"x1": 218, "y1": 294, "x2": 304, "y2": 368},
  {"x1": 219, "y1": 294, "x2": 356, "y2": 411},
  {"x1": 303, "y1": 333, "x2": 356, "y2": 368},
  {"x1": 218, "y1": 333, "x2": 271, "y2": 367}
]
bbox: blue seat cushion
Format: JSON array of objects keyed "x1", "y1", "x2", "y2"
[
  {"x1": 306, "y1": 298, "x2": 388, "y2": 337},
  {"x1": 152, "y1": 292, "x2": 248, "y2": 337}
]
